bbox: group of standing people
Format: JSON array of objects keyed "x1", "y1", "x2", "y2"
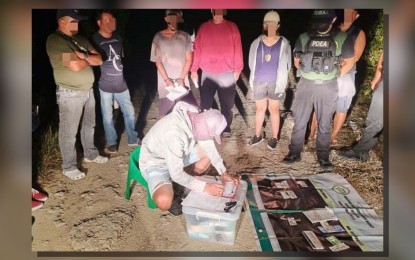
[
  {"x1": 44, "y1": 9, "x2": 383, "y2": 215},
  {"x1": 46, "y1": 9, "x2": 141, "y2": 181}
]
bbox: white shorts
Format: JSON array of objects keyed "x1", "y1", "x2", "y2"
[{"x1": 141, "y1": 146, "x2": 200, "y2": 198}]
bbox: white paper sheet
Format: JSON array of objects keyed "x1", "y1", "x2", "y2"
[
  {"x1": 303, "y1": 207, "x2": 338, "y2": 223},
  {"x1": 165, "y1": 85, "x2": 189, "y2": 101},
  {"x1": 181, "y1": 190, "x2": 231, "y2": 212}
]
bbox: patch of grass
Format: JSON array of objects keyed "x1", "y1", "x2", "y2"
[{"x1": 37, "y1": 126, "x2": 61, "y2": 176}]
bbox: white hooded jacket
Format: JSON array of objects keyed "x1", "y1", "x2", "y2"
[{"x1": 139, "y1": 102, "x2": 226, "y2": 192}]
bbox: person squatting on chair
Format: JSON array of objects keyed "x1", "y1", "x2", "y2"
[{"x1": 139, "y1": 101, "x2": 240, "y2": 215}]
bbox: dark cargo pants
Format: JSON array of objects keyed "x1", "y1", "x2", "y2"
[
  {"x1": 289, "y1": 78, "x2": 338, "y2": 160},
  {"x1": 353, "y1": 80, "x2": 383, "y2": 153}
]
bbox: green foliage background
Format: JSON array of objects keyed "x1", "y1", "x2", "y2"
[{"x1": 360, "y1": 9, "x2": 384, "y2": 97}]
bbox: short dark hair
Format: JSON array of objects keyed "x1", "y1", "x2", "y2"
[
  {"x1": 165, "y1": 9, "x2": 183, "y2": 17},
  {"x1": 96, "y1": 9, "x2": 115, "y2": 21}
]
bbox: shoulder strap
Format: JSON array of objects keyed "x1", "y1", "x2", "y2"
[{"x1": 55, "y1": 31, "x2": 88, "y2": 53}]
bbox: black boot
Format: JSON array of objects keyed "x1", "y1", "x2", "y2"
[
  {"x1": 318, "y1": 158, "x2": 333, "y2": 171},
  {"x1": 337, "y1": 149, "x2": 369, "y2": 161},
  {"x1": 282, "y1": 153, "x2": 301, "y2": 164},
  {"x1": 168, "y1": 182, "x2": 185, "y2": 216},
  {"x1": 168, "y1": 196, "x2": 183, "y2": 216}
]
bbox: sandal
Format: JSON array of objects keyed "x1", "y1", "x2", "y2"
[
  {"x1": 84, "y1": 155, "x2": 108, "y2": 163},
  {"x1": 63, "y1": 169, "x2": 85, "y2": 180}
]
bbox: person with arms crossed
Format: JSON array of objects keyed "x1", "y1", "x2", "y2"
[{"x1": 46, "y1": 9, "x2": 108, "y2": 181}]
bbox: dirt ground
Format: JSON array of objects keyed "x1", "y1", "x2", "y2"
[{"x1": 31, "y1": 75, "x2": 384, "y2": 252}]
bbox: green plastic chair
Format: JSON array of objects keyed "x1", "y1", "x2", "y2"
[{"x1": 125, "y1": 146, "x2": 157, "y2": 208}]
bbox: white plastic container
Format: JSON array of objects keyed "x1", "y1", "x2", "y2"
[{"x1": 182, "y1": 177, "x2": 248, "y2": 245}]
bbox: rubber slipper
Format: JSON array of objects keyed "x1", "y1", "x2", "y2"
[
  {"x1": 63, "y1": 169, "x2": 85, "y2": 180},
  {"x1": 84, "y1": 155, "x2": 108, "y2": 163}
]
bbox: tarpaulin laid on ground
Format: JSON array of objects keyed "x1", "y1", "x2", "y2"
[{"x1": 242, "y1": 172, "x2": 383, "y2": 252}]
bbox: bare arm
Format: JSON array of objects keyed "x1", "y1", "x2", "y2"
[
  {"x1": 354, "y1": 30, "x2": 366, "y2": 62},
  {"x1": 178, "y1": 51, "x2": 192, "y2": 86},
  {"x1": 66, "y1": 49, "x2": 102, "y2": 71},
  {"x1": 340, "y1": 57, "x2": 354, "y2": 77},
  {"x1": 64, "y1": 53, "x2": 89, "y2": 72},
  {"x1": 371, "y1": 51, "x2": 384, "y2": 90},
  {"x1": 155, "y1": 61, "x2": 173, "y2": 86},
  {"x1": 294, "y1": 57, "x2": 301, "y2": 69},
  {"x1": 84, "y1": 49, "x2": 103, "y2": 66}
]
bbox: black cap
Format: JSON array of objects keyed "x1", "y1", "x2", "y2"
[
  {"x1": 56, "y1": 9, "x2": 87, "y2": 20},
  {"x1": 311, "y1": 9, "x2": 336, "y2": 21}
]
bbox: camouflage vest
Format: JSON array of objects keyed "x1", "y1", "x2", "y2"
[{"x1": 298, "y1": 30, "x2": 347, "y2": 80}]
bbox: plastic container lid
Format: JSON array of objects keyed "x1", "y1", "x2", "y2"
[{"x1": 182, "y1": 178, "x2": 247, "y2": 222}]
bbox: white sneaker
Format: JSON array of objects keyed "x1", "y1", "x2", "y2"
[{"x1": 84, "y1": 155, "x2": 108, "y2": 163}]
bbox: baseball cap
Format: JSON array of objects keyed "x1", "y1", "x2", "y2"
[
  {"x1": 56, "y1": 9, "x2": 87, "y2": 21},
  {"x1": 263, "y1": 10, "x2": 280, "y2": 25},
  {"x1": 311, "y1": 9, "x2": 336, "y2": 21},
  {"x1": 202, "y1": 109, "x2": 227, "y2": 144}
]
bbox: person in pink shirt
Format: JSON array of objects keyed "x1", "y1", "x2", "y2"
[{"x1": 190, "y1": 9, "x2": 243, "y2": 137}]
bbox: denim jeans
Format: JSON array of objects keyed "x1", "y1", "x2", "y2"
[
  {"x1": 99, "y1": 89, "x2": 138, "y2": 146},
  {"x1": 353, "y1": 80, "x2": 383, "y2": 153},
  {"x1": 57, "y1": 87, "x2": 99, "y2": 171},
  {"x1": 289, "y1": 78, "x2": 338, "y2": 160},
  {"x1": 200, "y1": 71, "x2": 236, "y2": 133}
]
